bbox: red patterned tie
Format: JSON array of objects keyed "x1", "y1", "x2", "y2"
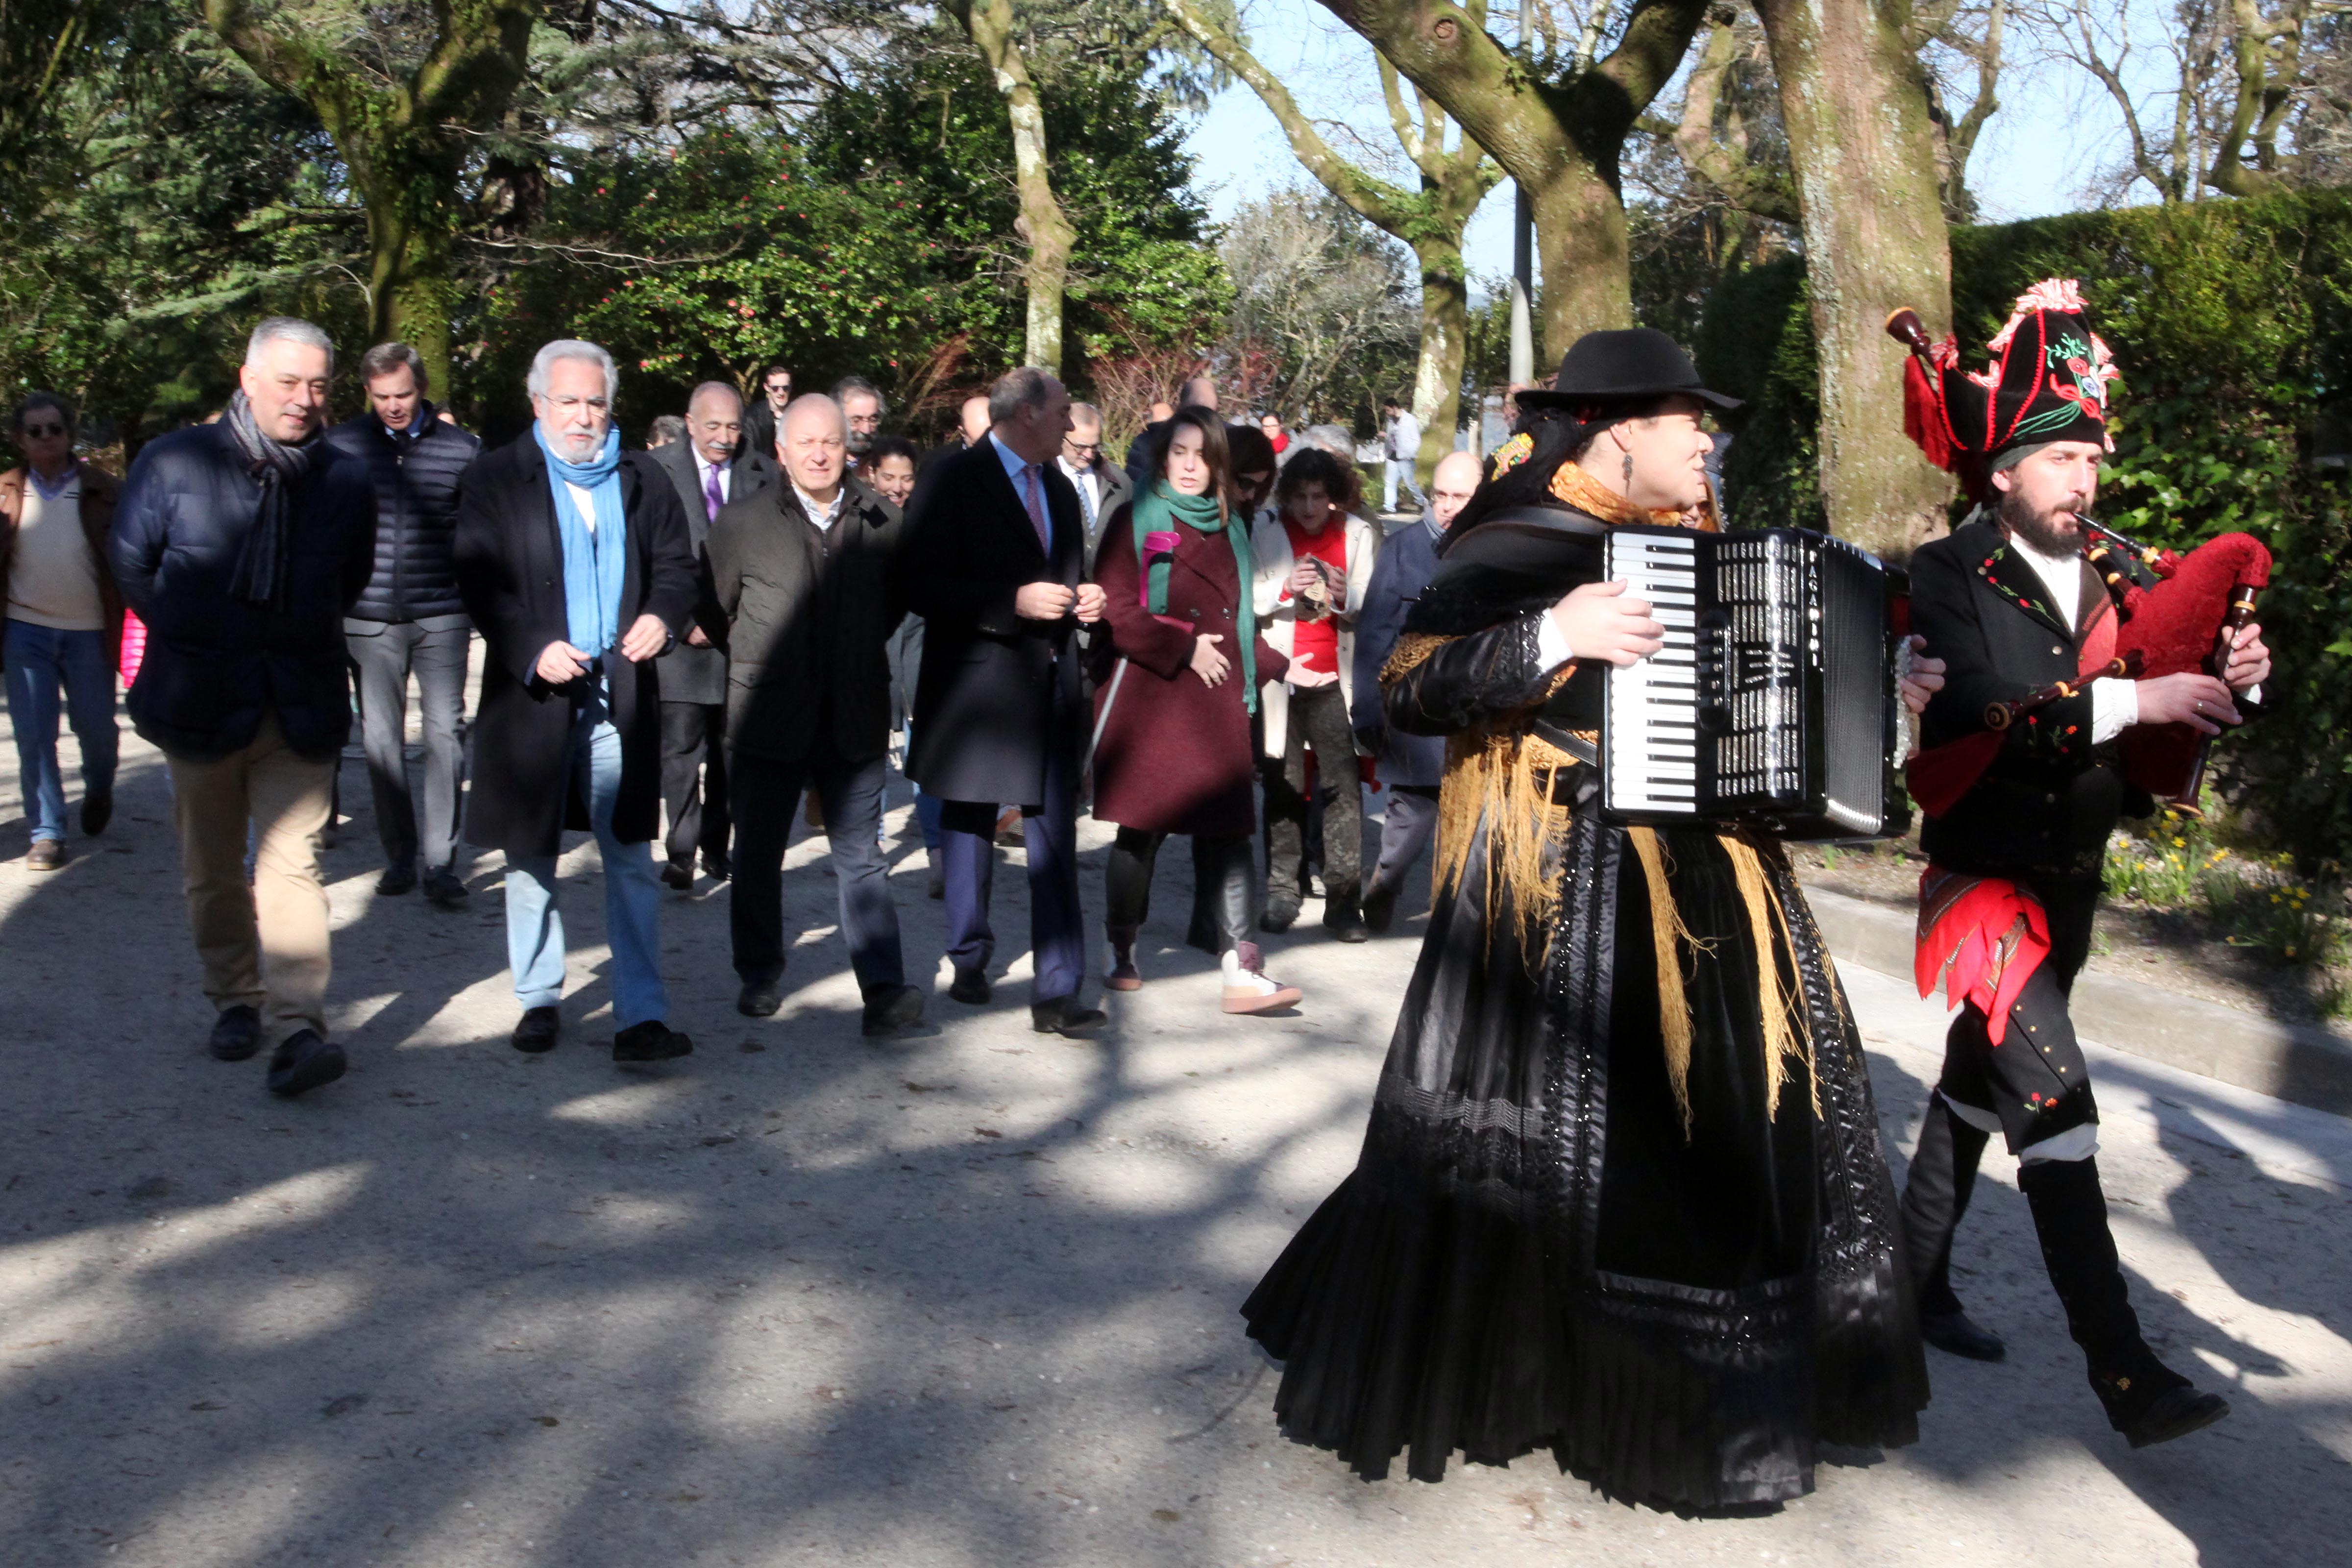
[{"x1": 1021, "y1": 463, "x2": 1050, "y2": 551}]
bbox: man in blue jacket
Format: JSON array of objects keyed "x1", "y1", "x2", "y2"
[
  {"x1": 112, "y1": 317, "x2": 376, "y2": 1097},
  {"x1": 328, "y1": 341, "x2": 481, "y2": 906},
  {"x1": 1349, "y1": 448, "x2": 1478, "y2": 932}
]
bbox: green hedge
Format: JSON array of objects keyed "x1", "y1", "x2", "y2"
[{"x1": 1695, "y1": 191, "x2": 2352, "y2": 867}]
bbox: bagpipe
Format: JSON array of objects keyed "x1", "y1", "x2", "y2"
[{"x1": 1886, "y1": 307, "x2": 2271, "y2": 818}]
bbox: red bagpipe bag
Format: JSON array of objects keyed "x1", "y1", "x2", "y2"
[{"x1": 2102, "y1": 531, "x2": 2271, "y2": 802}]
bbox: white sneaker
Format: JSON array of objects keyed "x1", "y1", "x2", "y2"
[{"x1": 1220, "y1": 943, "x2": 1300, "y2": 1015}]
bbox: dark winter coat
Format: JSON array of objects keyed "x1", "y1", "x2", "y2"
[
  {"x1": 451, "y1": 433, "x2": 697, "y2": 857},
  {"x1": 1350, "y1": 511, "x2": 1448, "y2": 788},
  {"x1": 326, "y1": 403, "x2": 482, "y2": 625},
  {"x1": 110, "y1": 423, "x2": 376, "y2": 761},
  {"x1": 706, "y1": 476, "x2": 906, "y2": 766},
  {"x1": 1089, "y1": 503, "x2": 1286, "y2": 837},
  {"x1": 648, "y1": 436, "x2": 777, "y2": 707},
  {"x1": 902, "y1": 438, "x2": 1088, "y2": 806},
  {"x1": 1911, "y1": 514, "x2": 2149, "y2": 881}
]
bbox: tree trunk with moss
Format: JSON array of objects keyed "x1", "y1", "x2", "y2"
[
  {"x1": 203, "y1": 1, "x2": 536, "y2": 396},
  {"x1": 958, "y1": 0, "x2": 1077, "y2": 377},
  {"x1": 1162, "y1": 0, "x2": 1500, "y2": 481},
  {"x1": 1753, "y1": 0, "x2": 1954, "y2": 559},
  {"x1": 1316, "y1": 0, "x2": 1707, "y2": 362}
]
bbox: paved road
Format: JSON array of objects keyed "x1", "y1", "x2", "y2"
[{"x1": 2, "y1": 726, "x2": 2346, "y2": 1568}]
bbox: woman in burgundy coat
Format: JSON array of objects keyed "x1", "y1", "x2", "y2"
[{"x1": 1092, "y1": 408, "x2": 1300, "y2": 1014}]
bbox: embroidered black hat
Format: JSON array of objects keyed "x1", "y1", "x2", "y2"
[
  {"x1": 1889, "y1": 278, "x2": 2118, "y2": 499},
  {"x1": 1517, "y1": 327, "x2": 1741, "y2": 412}
]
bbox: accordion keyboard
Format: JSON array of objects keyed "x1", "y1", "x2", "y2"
[{"x1": 1604, "y1": 530, "x2": 1704, "y2": 814}]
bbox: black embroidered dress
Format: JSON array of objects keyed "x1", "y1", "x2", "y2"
[{"x1": 1240, "y1": 483, "x2": 1927, "y2": 1510}]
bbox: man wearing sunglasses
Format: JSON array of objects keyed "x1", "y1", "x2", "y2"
[{"x1": 0, "y1": 392, "x2": 122, "y2": 870}]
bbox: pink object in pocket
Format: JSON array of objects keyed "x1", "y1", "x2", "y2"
[{"x1": 1138, "y1": 530, "x2": 1182, "y2": 605}]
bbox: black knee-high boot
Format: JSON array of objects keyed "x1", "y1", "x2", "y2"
[
  {"x1": 1900, "y1": 1094, "x2": 2004, "y2": 1359},
  {"x1": 2018, "y1": 1156, "x2": 2230, "y2": 1446}
]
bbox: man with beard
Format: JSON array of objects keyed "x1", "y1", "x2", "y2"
[
  {"x1": 834, "y1": 376, "x2": 887, "y2": 469},
  {"x1": 1897, "y1": 280, "x2": 2268, "y2": 1448}
]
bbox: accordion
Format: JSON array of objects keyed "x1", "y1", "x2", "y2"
[{"x1": 1600, "y1": 524, "x2": 1911, "y2": 841}]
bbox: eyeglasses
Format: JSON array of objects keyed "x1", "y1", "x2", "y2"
[
  {"x1": 1063, "y1": 439, "x2": 1101, "y2": 457},
  {"x1": 20, "y1": 422, "x2": 66, "y2": 438}
]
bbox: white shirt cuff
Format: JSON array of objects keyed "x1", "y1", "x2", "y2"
[
  {"x1": 1534, "y1": 609, "x2": 1575, "y2": 674},
  {"x1": 2093, "y1": 677, "x2": 2139, "y2": 744}
]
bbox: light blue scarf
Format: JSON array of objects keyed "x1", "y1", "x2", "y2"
[{"x1": 535, "y1": 423, "x2": 627, "y2": 657}]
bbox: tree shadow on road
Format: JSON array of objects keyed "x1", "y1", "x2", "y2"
[{"x1": 0, "y1": 755, "x2": 1395, "y2": 1567}]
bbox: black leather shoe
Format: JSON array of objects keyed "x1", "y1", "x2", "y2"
[
  {"x1": 511, "y1": 1005, "x2": 560, "y2": 1053},
  {"x1": 613, "y1": 1020, "x2": 693, "y2": 1063},
  {"x1": 701, "y1": 851, "x2": 731, "y2": 883},
  {"x1": 1031, "y1": 996, "x2": 1107, "y2": 1037},
  {"x1": 1921, "y1": 1309, "x2": 2008, "y2": 1362},
  {"x1": 861, "y1": 983, "x2": 926, "y2": 1037},
  {"x1": 949, "y1": 967, "x2": 991, "y2": 1005},
  {"x1": 81, "y1": 789, "x2": 113, "y2": 837},
  {"x1": 737, "y1": 979, "x2": 783, "y2": 1017},
  {"x1": 208, "y1": 1004, "x2": 263, "y2": 1062},
  {"x1": 375, "y1": 861, "x2": 416, "y2": 896},
  {"x1": 2122, "y1": 1384, "x2": 2231, "y2": 1448},
  {"x1": 1361, "y1": 881, "x2": 1399, "y2": 934},
  {"x1": 266, "y1": 1030, "x2": 346, "y2": 1097},
  {"x1": 422, "y1": 867, "x2": 469, "y2": 907},
  {"x1": 660, "y1": 860, "x2": 694, "y2": 891},
  {"x1": 1323, "y1": 897, "x2": 1370, "y2": 943},
  {"x1": 1259, "y1": 898, "x2": 1300, "y2": 934}
]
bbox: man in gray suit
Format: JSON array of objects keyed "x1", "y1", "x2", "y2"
[{"x1": 648, "y1": 381, "x2": 777, "y2": 888}]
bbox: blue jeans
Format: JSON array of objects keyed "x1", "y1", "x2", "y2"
[
  {"x1": 502, "y1": 684, "x2": 667, "y2": 1028},
  {"x1": 4, "y1": 619, "x2": 118, "y2": 842}
]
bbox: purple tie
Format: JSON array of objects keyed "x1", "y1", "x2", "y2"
[
  {"x1": 1021, "y1": 463, "x2": 1050, "y2": 551},
  {"x1": 703, "y1": 461, "x2": 724, "y2": 522}
]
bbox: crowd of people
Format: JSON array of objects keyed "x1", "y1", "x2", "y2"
[
  {"x1": 0, "y1": 293, "x2": 2270, "y2": 1512},
  {"x1": 0, "y1": 318, "x2": 1471, "y2": 1087}
]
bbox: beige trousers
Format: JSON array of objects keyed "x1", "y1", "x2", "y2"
[{"x1": 168, "y1": 711, "x2": 335, "y2": 1046}]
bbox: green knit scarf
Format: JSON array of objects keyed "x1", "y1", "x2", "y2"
[{"x1": 1132, "y1": 479, "x2": 1257, "y2": 712}]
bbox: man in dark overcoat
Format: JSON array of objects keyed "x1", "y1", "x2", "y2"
[
  {"x1": 647, "y1": 380, "x2": 776, "y2": 889},
  {"x1": 708, "y1": 393, "x2": 922, "y2": 1034},
  {"x1": 453, "y1": 340, "x2": 699, "y2": 1063},
  {"x1": 1898, "y1": 281, "x2": 2267, "y2": 1448},
  {"x1": 903, "y1": 367, "x2": 1109, "y2": 1035}
]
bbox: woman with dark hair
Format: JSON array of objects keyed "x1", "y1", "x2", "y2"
[
  {"x1": 860, "y1": 435, "x2": 920, "y2": 512},
  {"x1": 1242, "y1": 330, "x2": 1934, "y2": 1510},
  {"x1": 1251, "y1": 444, "x2": 1381, "y2": 937},
  {"x1": 1090, "y1": 406, "x2": 1300, "y2": 1013}
]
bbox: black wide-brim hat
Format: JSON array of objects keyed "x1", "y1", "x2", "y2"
[{"x1": 1516, "y1": 327, "x2": 1741, "y2": 412}]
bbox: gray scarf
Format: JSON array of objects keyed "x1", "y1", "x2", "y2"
[{"x1": 222, "y1": 389, "x2": 321, "y2": 606}]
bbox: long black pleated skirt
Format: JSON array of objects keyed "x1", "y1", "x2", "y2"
[{"x1": 1242, "y1": 805, "x2": 1927, "y2": 1509}]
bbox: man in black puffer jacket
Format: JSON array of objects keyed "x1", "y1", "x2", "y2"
[
  {"x1": 112, "y1": 317, "x2": 376, "y2": 1097},
  {"x1": 328, "y1": 342, "x2": 483, "y2": 905}
]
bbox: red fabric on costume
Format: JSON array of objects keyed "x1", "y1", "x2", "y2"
[
  {"x1": 1914, "y1": 868, "x2": 2051, "y2": 1045},
  {"x1": 1282, "y1": 515, "x2": 1348, "y2": 676}
]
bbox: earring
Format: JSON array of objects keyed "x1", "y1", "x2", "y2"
[{"x1": 1622, "y1": 451, "x2": 1635, "y2": 486}]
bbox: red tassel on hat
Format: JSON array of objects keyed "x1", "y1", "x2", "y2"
[{"x1": 1902, "y1": 354, "x2": 1956, "y2": 473}]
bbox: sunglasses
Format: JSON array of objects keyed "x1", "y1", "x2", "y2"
[{"x1": 20, "y1": 422, "x2": 66, "y2": 438}]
